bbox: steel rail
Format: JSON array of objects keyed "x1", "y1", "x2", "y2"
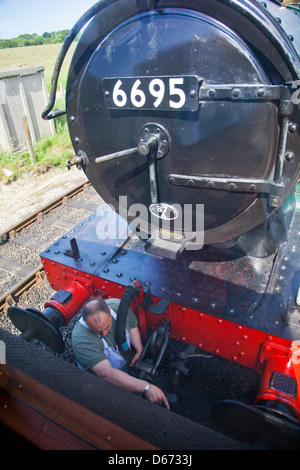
[
  {"x1": 0, "y1": 181, "x2": 91, "y2": 244},
  {"x1": 0, "y1": 181, "x2": 92, "y2": 313},
  {"x1": 0, "y1": 265, "x2": 45, "y2": 313}
]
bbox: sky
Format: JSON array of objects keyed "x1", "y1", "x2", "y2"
[{"x1": 0, "y1": 0, "x2": 98, "y2": 39}]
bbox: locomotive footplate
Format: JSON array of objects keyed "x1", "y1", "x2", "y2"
[
  {"x1": 28, "y1": 200, "x2": 300, "y2": 448},
  {"x1": 39, "y1": 200, "x2": 300, "y2": 342}
]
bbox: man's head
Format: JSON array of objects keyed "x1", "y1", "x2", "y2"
[{"x1": 82, "y1": 298, "x2": 112, "y2": 336}]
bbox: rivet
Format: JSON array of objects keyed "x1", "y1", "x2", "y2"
[
  {"x1": 285, "y1": 152, "x2": 294, "y2": 162},
  {"x1": 217, "y1": 319, "x2": 223, "y2": 324},
  {"x1": 232, "y1": 88, "x2": 240, "y2": 98},
  {"x1": 267, "y1": 335, "x2": 273, "y2": 341},
  {"x1": 232, "y1": 356, "x2": 238, "y2": 361},
  {"x1": 234, "y1": 341, "x2": 240, "y2": 346},
  {"x1": 242, "y1": 335, "x2": 248, "y2": 340},
  {"x1": 117, "y1": 273, "x2": 123, "y2": 277},
  {"x1": 215, "y1": 349, "x2": 220, "y2": 354},
  {"x1": 198, "y1": 313, "x2": 204, "y2": 318},
  {"x1": 239, "y1": 352, "x2": 245, "y2": 357},
  {"x1": 237, "y1": 325, "x2": 243, "y2": 330},
  {"x1": 182, "y1": 337, "x2": 186, "y2": 341},
  {"x1": 257, "y1": 88, "x2": 265, "y2": 97},
  {"x1": 264, "y1": 345, "x2": 271, "y2": 352}
]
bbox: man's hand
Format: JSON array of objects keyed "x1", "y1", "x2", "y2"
[
  {"x1": 145, "y1": 384, "x2": 170, "y2": 409},
  {"x1": 92, "y1": 358, "x2": 170, "y2": 410}
]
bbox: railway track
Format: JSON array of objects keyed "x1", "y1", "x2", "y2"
[{"x1": 0, "y1": 182, "x2": 103, "y2": 317}]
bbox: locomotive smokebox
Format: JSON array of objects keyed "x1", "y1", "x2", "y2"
[{"x1": 60, "y1": 0, "x2": 300, "y2": 255}]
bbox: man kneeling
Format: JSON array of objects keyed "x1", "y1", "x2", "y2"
[{"x1": 72, "y1": 297, "x2": 169, "y2": 409}]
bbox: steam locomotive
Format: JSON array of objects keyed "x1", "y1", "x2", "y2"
[{"x1": 7, "y1": 0, "x2": 300, "y2": 449}]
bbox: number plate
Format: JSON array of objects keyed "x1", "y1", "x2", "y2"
[{"x1": 103, "y1": 76, "x2": 200, "y2": 112}]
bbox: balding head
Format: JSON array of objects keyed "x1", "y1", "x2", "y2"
[
  {"x1": 82, "y1": 297, "x2": 110, "y2": 319},
  {"x1": 82, "y1": 298, "x2": 112, "y2": 336}
]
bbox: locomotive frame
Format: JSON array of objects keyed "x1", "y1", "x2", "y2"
[{"x1": 6, "y1": 0, "x2": 300, "y2": 449}]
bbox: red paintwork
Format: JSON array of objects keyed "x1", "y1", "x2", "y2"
[{"x1": 41, "y1": 256, "x2": 300, "y2": 421}]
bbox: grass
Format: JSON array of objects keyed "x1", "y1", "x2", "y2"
[
  {"x1": 0, "y1": 43, "x2": 77, "y2": 182},
  {"x1": 0, "y1": 118, "x2": 74, "y2": 183},
  {"x1": 0, "y1": 42, "x2": 77, "y2": 90}
]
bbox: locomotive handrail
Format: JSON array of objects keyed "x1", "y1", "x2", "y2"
[
  {"x1": 42, "y1": 0, "x2": 156, "y2": 120},
  {"x1": 42, "y1": 0, "x2": 113, "y2": 120}
]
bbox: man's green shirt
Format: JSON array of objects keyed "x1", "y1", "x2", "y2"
[{"x1": 72, "y1": 298, "x2": 138, "y2": 370}]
